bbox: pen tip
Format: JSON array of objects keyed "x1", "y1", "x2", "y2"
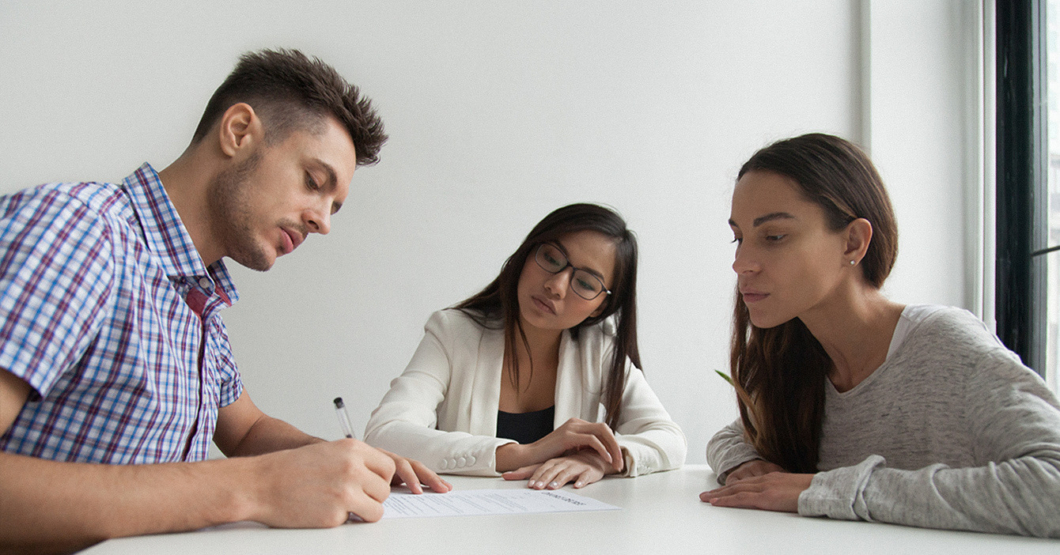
[{"x1": 333, "y1": 397, "x2": 344, "y2": 408}]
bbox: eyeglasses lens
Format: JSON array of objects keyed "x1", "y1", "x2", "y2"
[{"x1": 535, "y1": 244, "x2": 605, "y2": 300}]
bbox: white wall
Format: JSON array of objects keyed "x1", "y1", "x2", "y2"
[
  {"x1": 864, "y1": 1, "x2": 987, "y2": 313},
  {"x1": 0, "y1": 1, "x2": 980, "y2": 463}
]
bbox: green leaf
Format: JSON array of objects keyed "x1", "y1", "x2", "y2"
[{"x1": 714, "y1": 369, "x2": 734, "y2": 387}]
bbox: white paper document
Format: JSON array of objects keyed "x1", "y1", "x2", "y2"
[{"x1": 382, "y1": 489, "x2": 619, "y2": 519}]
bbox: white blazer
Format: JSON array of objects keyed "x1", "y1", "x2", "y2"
[{"x1": 365, "y1": 309, "x2": 687, "y2": 477}]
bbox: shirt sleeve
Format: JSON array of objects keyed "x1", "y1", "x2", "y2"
[
  {"x1": 364, "y1": 310, "x2": 515, "y2": 476},
  {"x1": 206, "y1": 316, "x2": 243, "y2": 408},
  {"x1": 798, "y1": 351, "x2": 1060, "y2": 538},
  {"x1": 0, "y1": 191, "x2": 115, "y2": 398},
  {"x1": 611, "y1": 365, "x2": 687, "y2": 477},
  {"x1": 706, "y1": 419, "x2": 764, "y2": 484}
]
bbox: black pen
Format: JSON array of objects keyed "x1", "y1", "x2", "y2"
[{"x1": 333, "y1": 397, "x2": 356, "y2": 439}]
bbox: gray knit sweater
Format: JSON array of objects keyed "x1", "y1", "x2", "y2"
[{"x1": 706, "y1": 305, "x2": 1060, "y2": 537}]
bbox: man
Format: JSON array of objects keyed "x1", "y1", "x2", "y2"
[{"x1": 0, "y1": 49, "x2": 448, "y2": 553}]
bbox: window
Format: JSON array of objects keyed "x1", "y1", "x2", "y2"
[
  {"x1": 996, "y1": 0, "x2": 1057, "y2": 392},
  {"x1": 1047, "y1": 0, "x2": 1060, "y2": 393}
]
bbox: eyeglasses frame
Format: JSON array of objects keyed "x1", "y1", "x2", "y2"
[{"x1": 533, "y1": 243, "x2": 613, "y2": 301}]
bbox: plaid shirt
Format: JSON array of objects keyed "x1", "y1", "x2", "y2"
[{"x1": 0, "y1": 164, "x2": 243, "y2": 463}]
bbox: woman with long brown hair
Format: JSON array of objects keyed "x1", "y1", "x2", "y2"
[
  {"x1": 366, "y1": 203, "x2": 685, "y2": 490},
  {"x1": 702, "y1": 133, "x2": 1060, "y2": 537}
]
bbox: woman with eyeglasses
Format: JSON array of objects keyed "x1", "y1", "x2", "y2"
[
  {"x1": 701, "y1": 133, "x2": 1060, "y2": 537},
  {"x1": 365, "y1": 203, "x2": 685, "y2": 489}
]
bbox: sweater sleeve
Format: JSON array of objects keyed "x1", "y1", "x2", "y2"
[
  {"x1": 799, "y1": 350, "x2": 1060, "y2": 538},
  {"x1": 611, "y1": 366, "x2": 687, "y2": 477},
  {"x1": 706, "y1": 419, "x2": 764, "y2": 485},
  {"x1": 364, "y1": 311, "x2": 515, "y2": 477}
]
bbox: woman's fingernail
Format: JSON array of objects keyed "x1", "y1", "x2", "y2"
[{"x1": 549, "y1": 481, "x2": 559, "y2": 489}]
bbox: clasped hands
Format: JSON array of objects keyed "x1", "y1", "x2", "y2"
[
  {"x1": 497, "y1": 418, "x2": 624, "y2": 490},
  {"x1": 699, "y1": 459, "x2": 814, "y2": 513}
]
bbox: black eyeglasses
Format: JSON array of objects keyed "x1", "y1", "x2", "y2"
[{"x1": 534, "y1": 243, "x2": 612, "y2": 301}]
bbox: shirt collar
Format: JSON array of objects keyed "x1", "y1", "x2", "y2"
[{"x1": 123, "y1": 163, "x2": 239, "y2": 306}]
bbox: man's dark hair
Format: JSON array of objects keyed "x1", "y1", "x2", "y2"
[{"x1": 192, "y1": 48, "x2": 387, "y2": 166}]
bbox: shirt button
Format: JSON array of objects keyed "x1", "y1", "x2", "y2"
[
  {"x1": 467, "y1": 456, "x2": 476, "y2": 465},
  {"x1": 440, "y1": 459, "x2": 449, "y2": 470},
  {"x1": 457, "y1": 457, "x2": 467, "y2": 467},
  {"x1": 448, "y1": 459, "x2": 457, "y2": 468},
  {"x1": 198, "y1": 277, "x2": 212, "y2": 290}
]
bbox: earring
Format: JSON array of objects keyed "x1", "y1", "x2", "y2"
[{"x1": 849, "y1": 259, "x2": 856, "y2": 266}]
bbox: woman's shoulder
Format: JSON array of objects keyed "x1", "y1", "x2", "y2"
[
  {"x1": 426, "y1": 308, "x2": 498, "y2": 334},
  {"x1": 900, "y1": 304, "x2": 996, "y2": 347},
  {"x1": 422, "y1": 309, "x2": 508, "y2": 358},
  {"x1": 895, "y1": 304, "x2": 1032, "y2": 382}
]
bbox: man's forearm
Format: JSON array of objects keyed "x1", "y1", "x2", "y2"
[
  {"x1": 0, "y1": 438, "x2": 397, "y2": 553},
  {"x1": 0, "y1": 452, "x2": 253, "y2": 553},
  {"x1": 223, "y1": 414, "x2": 324, "y2": 457}
]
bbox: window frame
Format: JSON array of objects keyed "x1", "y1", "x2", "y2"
[{"x1": 995, "y1": 0, "x2": 1049, "y2": 376}]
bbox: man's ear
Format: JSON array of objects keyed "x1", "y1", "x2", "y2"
[
  {"x1": 217, "y1": 103, "x2": 263, "y2": 158},
  {"x1": 844, "y1": 218, "x2": 873, "y2": 263}
]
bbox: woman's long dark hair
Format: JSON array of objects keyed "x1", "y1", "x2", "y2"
[
  {"x1": 455, "y1": 203, "x2": 640, "y2": 429},
  {"x1": 731, "y1": 133, "x2": 898, "y2": 473}
]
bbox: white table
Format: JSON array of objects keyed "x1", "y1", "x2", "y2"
[{"x1": 82, "y1": 465, "x2": 1058, "y2": 554}]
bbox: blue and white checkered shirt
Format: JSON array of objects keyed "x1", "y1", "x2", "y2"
[{"x1": 0, "y1": 163, "x2": 243, "y2": 463}]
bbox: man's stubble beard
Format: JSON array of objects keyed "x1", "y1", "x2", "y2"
[{"x1": 206, "y1": 150, "x2": 274, "y2": 272}]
